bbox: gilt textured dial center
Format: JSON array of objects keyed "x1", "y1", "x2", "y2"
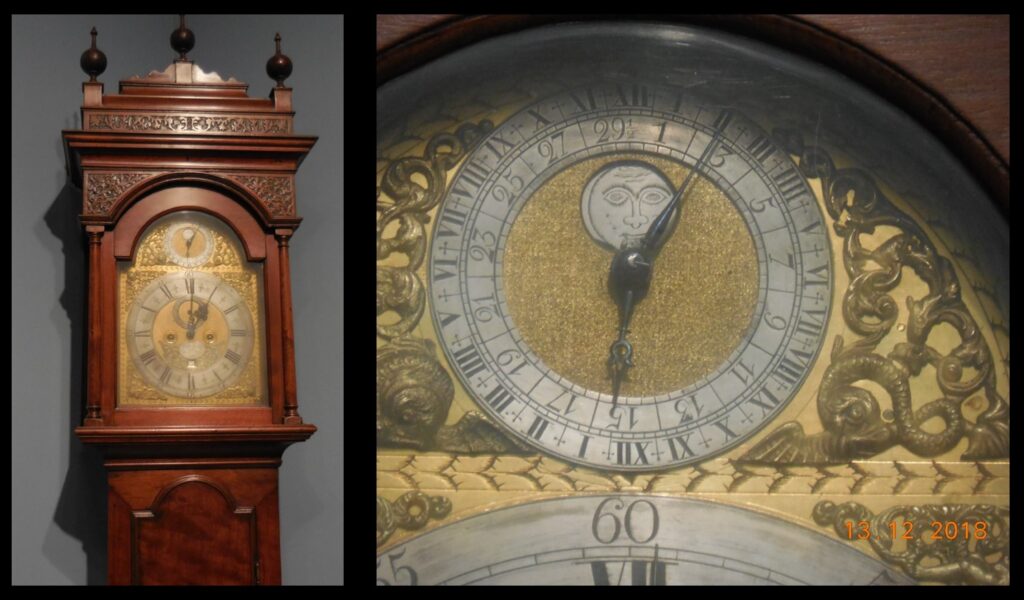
[{"x1": 503, "y1": 154, "x2": 759, "y2": 397}]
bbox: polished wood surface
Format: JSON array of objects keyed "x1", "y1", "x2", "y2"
[
  {"x1": 377, "y1": 13, "x2": 458, "y2": 50},
  {"x1": 376, "y1": 15, "x2": 1008, "y2": 213},
  {"x1": 107, "y1": 466, "x2": 282, "y2": 584},
  {"x1": 797, "y1": 15, "x2": 1008, "y2": 164},
  {"x1": 134, "y1": 479, "x2": 255, "y2": 584}
]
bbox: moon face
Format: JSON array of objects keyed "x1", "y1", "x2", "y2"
[{"x1": 581, "y1": 161, "x2": 676, "y2": 250}]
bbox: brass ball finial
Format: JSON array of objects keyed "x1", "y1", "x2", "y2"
[
  {"x1": 266, "y1": 33, "x2": 293, "y2": 88},
  {"x1": 170, "y1": 14, "x2": 195, "y2": 60},
  {"x1": 80, "y1": 27, "x2": 107, "y2": 82}
]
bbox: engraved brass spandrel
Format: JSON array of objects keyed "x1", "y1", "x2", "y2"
[
  {"x1": 377, "y1": 336, "x2": 529, "y2": 452},
  {"x1": 738, "y1": 131, "x2": 1008, "y2": 465},
  {"x1": 377, "y1": 492, "x2": 453, "y2": 548},
  {"x1": 376, "y1": 121, "x2": 496, "y2": 340}
]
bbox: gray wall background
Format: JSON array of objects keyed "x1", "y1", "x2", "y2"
[{"x1": 11, "y1": 15, "x2": 343, "y2": 585}]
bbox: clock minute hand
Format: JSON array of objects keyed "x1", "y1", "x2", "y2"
[
  {"x1": 184, "y1": 230, "x2": 197, "y2": 340},
  {"x1": 641, "y1": 130, "x2": 721, "y2": 259}
]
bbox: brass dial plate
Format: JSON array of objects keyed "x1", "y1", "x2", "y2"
[
  {"x1": 118, "y1": 210, "x2": 267, "y2": 406},
  {"x1": 376, "y1": 21, "x2": 1010, "y2": 585}
]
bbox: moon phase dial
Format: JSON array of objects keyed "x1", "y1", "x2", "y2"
[
  {"x1": 164, "y1": 221, "x2": 216, "y2": 267},
  {"x1": 429, "y1": 83, "x2": 833, "y2": 470}
]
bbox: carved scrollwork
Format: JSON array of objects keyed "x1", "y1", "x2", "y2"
[
  {"x1": 377, "y1": 337, "x2": 530, "y2": 453},
  {"x1": 84, "y1": 172, "x2": 155, "y2": 214},
  {"x1": 87, "y1": 113, "x2": 289, "y2": 134},
  {"x1": 378, "y1": 337, "x2": 454, "y2": 449},
  {"x1": 377, "y1": 492, "x2": 453, "y2": 547},
  {"x1": 226, "y1": 174, "x2": 295, "y2": 216},
  {"x1": 738, "y1": 130, "x2": 1008, "y2": 465},
  {"x1": 376, "y1": 120, "x2": 494, "y2": 339},
  {"x1": 435, "y1": 411, "x2": 532, "y2": 454},
  {"x1": 813, "y1": 501, "x2": 1009, "y2": 585}
]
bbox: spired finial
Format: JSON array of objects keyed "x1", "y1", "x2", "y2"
[
  {"x1": 79, "y1": 26, "x2": 107, "y2": 82},
  {"x1": 170, "y1": 14, "x2": 195, "y2": 60},
  {"x1": 266, "y1": 32, "x2": 293, "y2": 88}
]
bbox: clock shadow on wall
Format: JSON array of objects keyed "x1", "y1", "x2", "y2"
[{"x1": 43, "y1": 173, "x2": 108, "y2": 584}]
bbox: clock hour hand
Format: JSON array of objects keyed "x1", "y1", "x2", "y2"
[{"x1": 607, "y1": 249, "x2": 651, "y2": 404}]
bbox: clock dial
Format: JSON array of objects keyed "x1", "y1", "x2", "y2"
[
  {"x1": 118, "y1": 210, "x2": 267, "y2": 406},
  {"x1": 163, "y1": 221, "x2": 216, "y2": 268},
  {"x1": 428, "y1": 83, "x2": 831, "y2": 470},
  {"x1": 377, "y1": 495, "x2": 912, "y2": 585},
  {"x1": 126, "y1": 271, "x2": 254, "y2": 398}
]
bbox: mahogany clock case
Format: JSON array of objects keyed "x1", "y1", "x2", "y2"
[{"x1": 12, "y1": 15, "x2": 343, "y2": 584}]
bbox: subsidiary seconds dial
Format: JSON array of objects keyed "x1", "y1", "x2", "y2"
[{"x1": 429, "y1": 82, "x2": 833, "y2": 470}]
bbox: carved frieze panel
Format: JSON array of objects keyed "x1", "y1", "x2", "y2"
[
  {"x1": 224, "y1": 174, "x2": 296, "y2": 217},
  {"x1": 86, "y1": 113, "x2": 290, "y2": 135},
  {"x1": 84, "y1": 171, "x2": 160, "y2": 215}
]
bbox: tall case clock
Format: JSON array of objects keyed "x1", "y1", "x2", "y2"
[{"x1": 64, "y1": 17, "x2": 316, "y2": 585}]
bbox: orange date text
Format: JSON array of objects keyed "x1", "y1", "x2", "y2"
[{"x1": 844, "y1": 520, "x2": 988, "y2": 541}]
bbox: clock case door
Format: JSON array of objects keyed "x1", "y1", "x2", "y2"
[{"x1": 63, "y1": 39, "x2": 317, "y2": 585}]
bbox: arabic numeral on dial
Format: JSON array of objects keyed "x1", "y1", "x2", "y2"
[
  {"x1": 594, "y1": 117, "x2": 628, "y2": 142},
  {"x1": 708, "y1": 144, "x2": 736, "y2": 168},
  {"x1": 496, "y1": 348, "x2": 529, "y2": 376},
  {"x1": 592, "y1": 498, "x2": 624, "y2": 543},
  {"x1": 468, "y1": 228, "x2": 496, "y2": 263},
  {"x1": 493, "y1": 166, "x2": 525, "y2": 205},
  {"x1": 592, "y1": 498, "x2": 660, "y2": 544},
  {"x1": 538, "y1": 131, "x2": 564, "y2": 165},
  {"x1": 749, "y1": 195, "x2": 775, "y2": 213},
  {"x1": 674, "y1": 395, "x2": 701, "y2": 424},
  {"x1": 376, "y1": 547, "x2": 417, "y2": 586},
  {"x1": 506, "y1": 165, "x2": 524, "y2": 189},
  {"x1": 764, "y1": 310, "x2": 787, "y2": 330},
  {"x1": 470, "y1": 293, "x2": 498, "y2": 322},
  {"x1": 492, "y1": 182, "x2": 513, "y2": 204},
  {"x1": 606, "y1": 404, "x2": 638, "y2": 430}
]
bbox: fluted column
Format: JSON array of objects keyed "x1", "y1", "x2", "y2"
[
  {"x1": 84, "y1": 226, "x2": 104, "y2": 425},
  {"x1": 276, "y1": 229, "x2": 301, "y2": 424}
]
